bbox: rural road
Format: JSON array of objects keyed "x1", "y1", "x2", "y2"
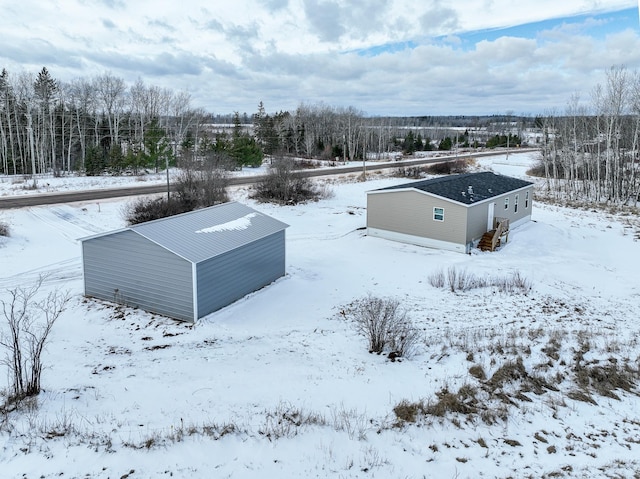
[{"x1": 0, "y1": 150, "x2": 537, "y2": 209}]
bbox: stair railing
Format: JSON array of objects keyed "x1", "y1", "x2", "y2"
[{"x1": 491, "y1": 218, "x2": 510, "y2": 251}]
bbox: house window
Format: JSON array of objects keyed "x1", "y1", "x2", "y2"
[
  {"x1": 433, "y1": 207, "x2": 444, "y2": 221},
  {"x1": 514, "y1": 194, "x2": 519, "y2": 213},
  {"x1": 504, "y1": 197, "x2": 509, "y2": 210},
  {"x1": 525, "y1": 191, "x2": 530, "y2": 208}
]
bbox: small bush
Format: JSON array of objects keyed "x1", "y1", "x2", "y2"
[
  {"x1": 469, "y1": 364, "x2": 487, "y2": 380},
  {"x1": 342, "y1": 295, "x2": 420, "y2": 358},
  {"x1": 429, "y1": 267, "x2": 531, "y2": 294},
  {"x1": 393, "y1": 399, "x2": 425, "y2": 423},
  {"x1": 172, "y1": 164, "x2": 229, "y2": 210},
  {"x1": 525, "y1": 160, "x2": 546, "y2": 177},
  {"x1": 427, "y1": 269, "x2": 445, "y2": 288},
  {"x1": 446, "y1": 267, "x2": 483, "y2": 292},
  {"x1": 252, "y1": 157, "x2": 328, "y2": 205},
  {"x1": 330, "y1": 404, "x2": 369, "y2": 439},
  {"x1": 123, "y1": 196, "x2": 191, "y2": 225},
  {"x1": 0, "y1": 220, "x2": 9, "y2": 237},
  {"x1": 424, "y1": 158, "x2": 471, "y2": 175},
  {"x1": 573, "y1": 361, "x2": 639, "y2": 400},
  {"x1": 0, "y1": 276, "x2": 70, "y2": 406},
  {"x1": 123, "y1": 161, "x2": 230, "y2": 225},
  {"x1": 432, "y1": 385, "x2": 478, "y2": 416},
  {"x1": 259, "y1": 402, "x2": 326, "y2": 441},
  {"x1": 393, "y1": 166, "x2": 426, "y2": 179}
]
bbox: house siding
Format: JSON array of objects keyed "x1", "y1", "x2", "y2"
[
  {"x1": 468, "y1": 185, "x2": 533, "y2": 243},
  {"x1": 82, "y1": 230, "x2": 194, "y2": 321},
  {"x1": 467, "y1": 201, "x2": 492, "y2": 244},
  {"x1": 196, "y1": 230, "x2": 286, "y2": 318},
  {"x1": 367, "y1": 190, "x2": 468, "y2": 245}
]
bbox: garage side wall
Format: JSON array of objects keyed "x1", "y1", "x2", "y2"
[
  {"x1": 82, "y1": 230, "x2": 194, "y2": 321},
  {"x1": 196, "y1": 230, "x2": 286, "y2": 319}
]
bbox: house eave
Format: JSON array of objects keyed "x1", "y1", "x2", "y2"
[{"x1": 366, "y1": 183, "x2": 533, "y2": 207}]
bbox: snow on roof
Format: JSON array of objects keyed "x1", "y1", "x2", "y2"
[
  {"x1": 195, "y1": 213, "x2": 258, "y2": 234},
  {"x1": 84, "y1": 202, "x2": 288, "y2": 264}
]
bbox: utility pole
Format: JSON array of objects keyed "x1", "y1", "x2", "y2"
[
  {"x1": 166, "y1": 144, "x2": 172, "y2": 202},
  {"x1": 166, "y1": 155, "x2": 170, "y2": 201},
  {"x1": 505, "y1": 111, "x2": 513, "y2": 161}
]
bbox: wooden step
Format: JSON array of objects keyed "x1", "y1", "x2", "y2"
[{"x1": 478, "y1": 230, "x2": 499, "y2": 252}]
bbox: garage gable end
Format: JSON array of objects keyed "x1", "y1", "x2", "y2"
[{"x1": 82, "y1": 229, "x2": 194, "y2": 321}]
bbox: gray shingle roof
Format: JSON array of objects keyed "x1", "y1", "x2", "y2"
[
  {"x1": 129, "y1": 202, "x2": 288, "y2": 263},
  {"x1": 375, "y1": 172, "x2": 533, "y2": 205}
]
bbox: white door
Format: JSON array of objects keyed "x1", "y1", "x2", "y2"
[{"x1": 487, "y1": 202, "x2": 495, "y2": 231}]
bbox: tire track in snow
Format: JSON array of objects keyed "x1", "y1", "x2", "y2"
[
  {"x1": 0, "y1": 258, "x2": 82, "y2": 289},
  {"x1": 49, "y1": 206, "x2": 106, "y2": 235},
  {"x1": 0, "y1": 205, "x2": 104, "y2": 290}
]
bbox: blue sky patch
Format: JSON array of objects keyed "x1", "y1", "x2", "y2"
[
  {"x1": 351, "y1": 7, "x2": 638, "y2": 56},
  {"x1": 440, "y1": 7, "x2": 638, "y2": 50},
  {"x1": 352, "y1": 40, "x2": 418, "y2": 57}
]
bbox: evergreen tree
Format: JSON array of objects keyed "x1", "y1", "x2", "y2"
[
  {"x1": 33, "y1": 67, "x2": 59, "y2": 172},
  {"x1": 403, "y1": 131, "x2": 416, "y2": 154},
  {"x1": 438, "y1": 137, "x2": 453, "y2": 150},
  {"x1": 232, "y1": 136, "x2": 263, "y2": 167},
  {"x1": 230, "y1": 110, "x2": 263, "y2": 167},
  {"x1": 424, "y1": 137, "x2": 433, "y2": 151},
  {"x1": 84, "y1": 145, "x2": 105, "y2": 176},
  {"x1": 254, "y1": 101, "x2": 279, "y2": 154},
  {"x1": 143, "y1": 117, "x2": 170, "y2": 172},
  {"x1": 33, "y1": 67, "x2": 58, "y2": 104}
]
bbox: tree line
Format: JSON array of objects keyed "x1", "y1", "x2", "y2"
[
  {"x1": 535, "y1": 66, "x2": 640, "y2": 205},
  {"x1": 3, "y1": 65, "x2": 639, "y2": 206},
  {"x1": 0, "y1": 66, "x2": 521, "y2": 178},
  {"x1": 0, "y1": 67, "x2": 265, "y2": 177}
]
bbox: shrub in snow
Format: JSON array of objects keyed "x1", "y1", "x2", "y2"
[
  {"x1": 123, "y1": 196, "x2": 191, "y2": 225},
  {"x1": 123, "y1": 163, "x2": 230, "y2": 225},
  {"x1": 251, "y1": 157, "x2": 329, "y2": 205},
  {"x1": 428, "y1": 267, "x2": 531, "y2": 294},
  {"x1": 0, "y1": 276, "x2": 70, "y2": 407},
  {"x1": 341, "y1": 295, "x2": 420, "y2": 359},
  {"x1": 0, "y1": 219, "x2": 8, "y2": 237}
]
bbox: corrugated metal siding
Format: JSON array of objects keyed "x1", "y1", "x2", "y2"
[
  {"x1": 132, "y1": 202, "x2": 288, "y2": 263},
  {"x1": 367, "y1": 190, "x2": 468, "y2": 245},
  {"x1": 82, "y1": 230, "x2": 194, "y2": 321},
  {"x1": 196, "y1": 230, "x2": 286, "y2": 318}
]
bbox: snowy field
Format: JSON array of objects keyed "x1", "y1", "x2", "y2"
[{"x1": 1, "y1": 152, "x2": 639, "y2": 478}]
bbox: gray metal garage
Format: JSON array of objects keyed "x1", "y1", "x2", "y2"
[{"x1": 81, "y1": 202, "x2": 289, "y2": 322}]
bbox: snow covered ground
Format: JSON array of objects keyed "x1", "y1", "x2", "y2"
[{"x1": 1, "y1": 152, "x2": 639, "y2": 478}]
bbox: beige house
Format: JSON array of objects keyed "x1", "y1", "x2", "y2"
[{"x1": 366, "y1": 172, "x2": 534, "y2": 253}]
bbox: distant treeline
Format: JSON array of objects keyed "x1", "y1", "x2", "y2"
[
  {"x1": 0, "y1": 66, "x2": 539, "y2": 177},
  {"x1": 2, "y1": 65, "x2": 638, "y2": 206}
]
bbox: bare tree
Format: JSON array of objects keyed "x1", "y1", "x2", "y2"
[
  {"x1": 67, "y1": 77, "x2": 97, "y2": 171},
  {"x1": 0, "y1": 276, "x2": 70, "y2": 406},
  {"x1": 94, "y1": 72, "x2": 126, "y2": 149}
]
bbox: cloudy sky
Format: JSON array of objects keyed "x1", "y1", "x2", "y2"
[{"x1": 1, "y1": 0, "x2": 639, "y2": 116}]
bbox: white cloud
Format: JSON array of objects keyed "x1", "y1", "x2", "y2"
[{"x1": 0, "y1": 0, "x2": 638, "y2": 115}]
